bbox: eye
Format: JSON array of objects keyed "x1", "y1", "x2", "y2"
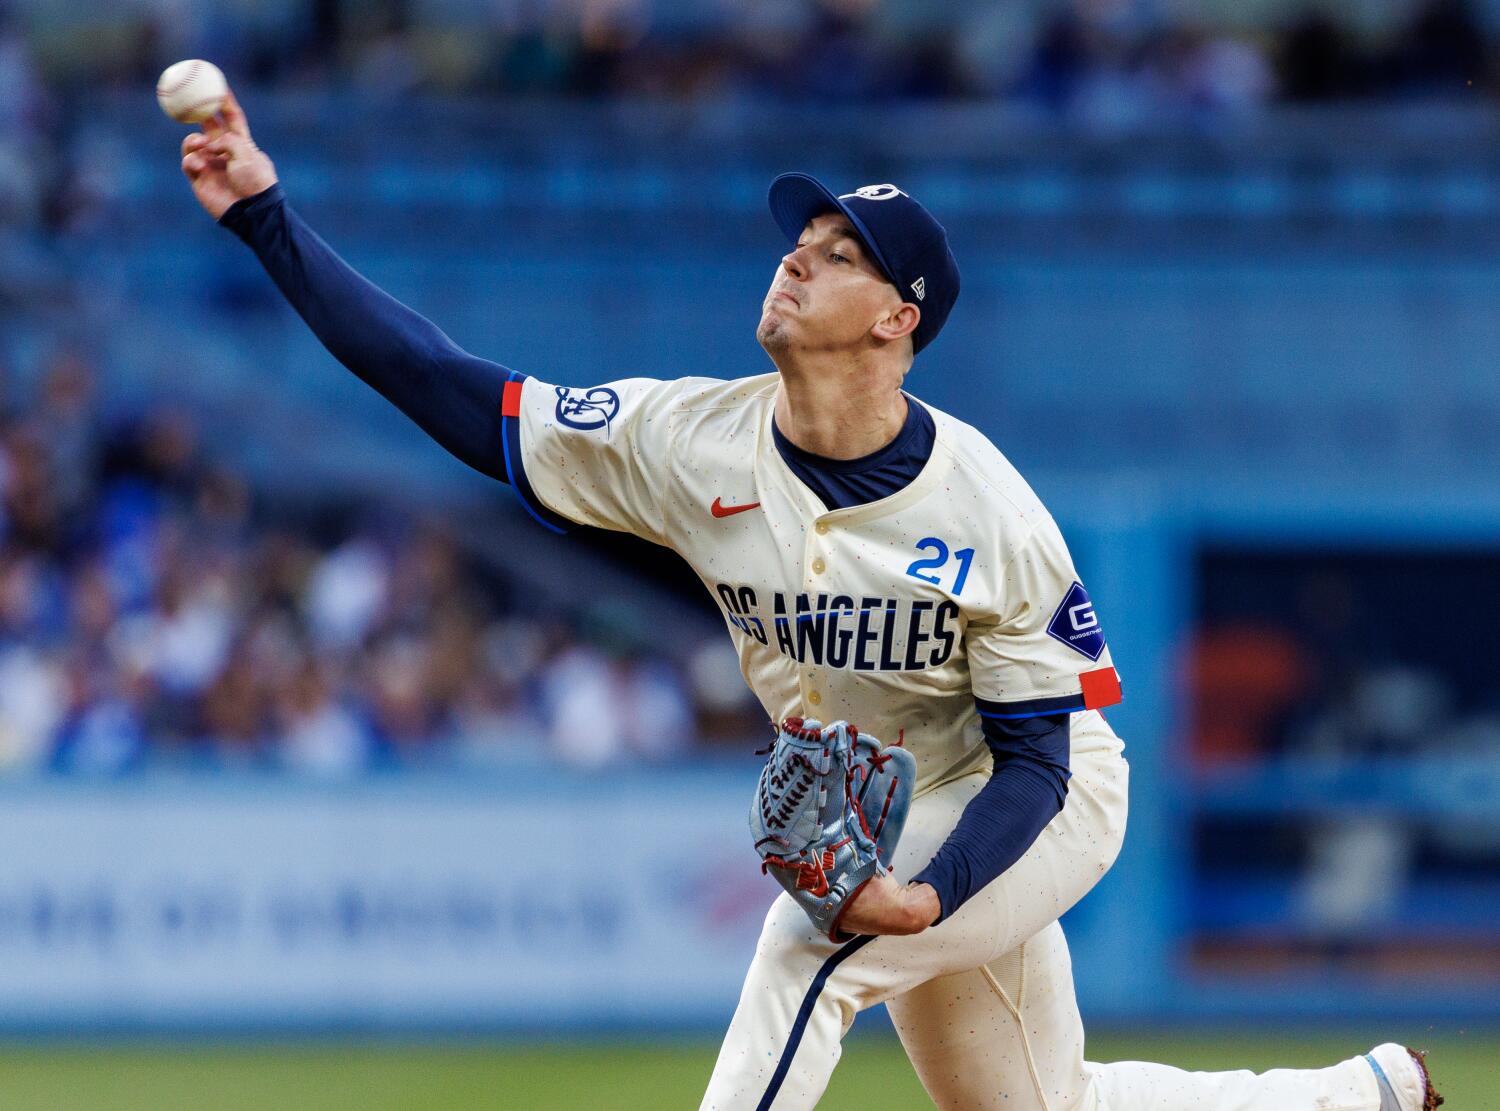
[{"x1": 830, "y1": 252, "x2": 850, "y2": 264}]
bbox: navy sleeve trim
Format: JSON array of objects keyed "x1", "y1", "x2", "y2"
[
  {"x1": 975, "y1": 692, "x2": 1086, "y2": 720},
  {"x1": 500, "y1": 372, "x2": 572, "y2": 535}
]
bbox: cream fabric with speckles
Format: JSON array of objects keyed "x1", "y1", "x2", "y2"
[
  {"x1": 515, "y1": 373, "x2": 1373, "y2": 1111},
  {"x1": 702, "y1": 725, "x2": 1379, "y2": 1111},
  {"x1": 515, "y1": 373, "x2": 1118, "y2": 796},
  {"x1": 889, "y1": 921, "x2": 1381, "y2": 1111},
  {"x1": 700, "y1": 713, "x2": 1126, "y2": 1110}
]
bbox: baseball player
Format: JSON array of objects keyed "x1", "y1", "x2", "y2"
[{"x1": 178, "y1": 90, "x2": 1442, "y2": 1111}]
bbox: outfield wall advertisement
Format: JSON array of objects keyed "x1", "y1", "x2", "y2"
[{"x1": 0, "y1": 776, "x2": 779, "y2": 1030}]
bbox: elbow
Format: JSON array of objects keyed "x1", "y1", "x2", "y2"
[{"x1": 993, "y1": 748, "x2": 1070, "y2": 814}]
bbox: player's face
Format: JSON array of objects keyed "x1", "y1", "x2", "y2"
[{"x1": 757, "y1": 213, "x2": 906, "y2": 359}]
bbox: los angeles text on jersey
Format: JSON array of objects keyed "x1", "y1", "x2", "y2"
[{"x1": 715, "y1": 583, "x2": 960, "y2": 672}]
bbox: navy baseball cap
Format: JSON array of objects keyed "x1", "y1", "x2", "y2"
[{"x1": 768, "y1": 173, "x2": 960, "y2": 355}]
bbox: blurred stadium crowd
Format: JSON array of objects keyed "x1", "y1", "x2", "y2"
[
  {"x1": 0, "y1": 0, "x2": 1495, "y2": 243},
  {"x1": 6, "y1": 0, "x2": 1500, "y2": 115},
  {"x1": 0, "y1": 350, "x2": 760, "y2": 776}
]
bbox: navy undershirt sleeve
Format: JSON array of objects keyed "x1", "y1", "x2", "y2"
[
  {"x1": 911, "y1": 713, "x2": 1071, "y2": 922},
  {"x1": 218, "y1": 184, "x2": 511, "y2": 482}
]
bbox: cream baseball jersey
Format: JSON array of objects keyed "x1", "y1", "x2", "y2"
[{"x1": 500, "y1": 370, "x2": 1122, "y2": 794}]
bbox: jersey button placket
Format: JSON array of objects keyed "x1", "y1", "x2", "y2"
[{"x1": 804, "y1": 527, "x2": 829, "y2": 712}]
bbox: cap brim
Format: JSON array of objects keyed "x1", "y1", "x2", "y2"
[{"x1": 767, "y1": 173, "x2": 900, "y2": 289}]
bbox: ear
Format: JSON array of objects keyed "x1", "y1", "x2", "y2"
[{"x1": 871, "y1": 301, "x2": 920, "y2": 345}]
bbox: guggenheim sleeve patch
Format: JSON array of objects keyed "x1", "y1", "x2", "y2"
[{"x1": 1046, "y1": 582, "x2": 1106, "y2": 661}]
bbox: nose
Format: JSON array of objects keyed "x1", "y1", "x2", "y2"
[{"x1": 781, "y1": 247, "x2": 809, "y2": 281}]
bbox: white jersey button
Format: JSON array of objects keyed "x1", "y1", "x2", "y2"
[
  {"x1": 811, "y1": 558, "x2": 826, "y2": 574},
  {"x1": 815, "y1": 521, "x2": 829, "y2": 535},
  {"x1": 807, "y1": 690, "x2": 822, "y2": 706}
]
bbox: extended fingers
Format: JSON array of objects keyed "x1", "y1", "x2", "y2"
[
  {"x1": 182, "y1": 133, "x2": 232, "y2": 176},
  {"x1": 197, "y1": 133, "x2": 253, "y2": 161},
  {"x1": 219, "y1": 87, "x2": 251, "y2": 138},
  {"x1": 182, "y1": 149, "x2": 216, "y2": 176}
]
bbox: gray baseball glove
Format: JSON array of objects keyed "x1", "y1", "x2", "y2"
[{"x1": 750, "y1": 717, "x2": 916, "y2": 940}]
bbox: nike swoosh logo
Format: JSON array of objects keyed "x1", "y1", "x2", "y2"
[{"x1": 711, "y1": 497, "x2": 761, "y2": 519}]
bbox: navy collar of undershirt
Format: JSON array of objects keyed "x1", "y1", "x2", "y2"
[{"x1": 771, "y1": 394, "x2": 933, "y2": 475}]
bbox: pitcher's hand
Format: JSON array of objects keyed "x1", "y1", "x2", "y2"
[
  {"x1": 836, "y1": 875, "x2": 940, "y2": 937},
  {"x1": 180, "y1": 88, "x2": 277, "y2": 220}
]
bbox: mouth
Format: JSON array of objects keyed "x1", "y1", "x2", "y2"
[{"x1": 773, "y1": 291, "x2": 799, "y2": 308}]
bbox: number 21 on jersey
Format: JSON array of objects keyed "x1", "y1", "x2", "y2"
[{"x1": 905, "y1": 537, "x2": 974, "y2": 596}]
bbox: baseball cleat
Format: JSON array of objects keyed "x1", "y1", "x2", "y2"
[{"x1": 1364, "y1": 1043, "x2": 1444, "y2": 1111}]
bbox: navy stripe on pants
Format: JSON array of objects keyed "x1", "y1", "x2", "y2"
[{"x1": 755, "y1": 934, "x2": 877, "y2": 1111}]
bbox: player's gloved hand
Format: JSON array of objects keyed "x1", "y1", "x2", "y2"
[
  {"x1": 180, "y1": 88, "x2": 278, "y2": 220},
  {"x1": 750, "y1": 717, "x2": 916, "y2": 941}
]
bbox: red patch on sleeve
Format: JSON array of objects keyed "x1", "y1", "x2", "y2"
[
  {"x1": 1080, "y1": 667, "x2": 1122, "y2": 710},
  {"x1": 501, "y1": 379, "x2": 523, "y2": 418}
]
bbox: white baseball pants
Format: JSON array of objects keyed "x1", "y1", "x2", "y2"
[{"x1": 700, "y1": 712, "x2": 1385, "y2": 1111}]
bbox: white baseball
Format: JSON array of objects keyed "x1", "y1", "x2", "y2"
[{"x1": 156, "y1": 59, "x2": 227, "y2": 124}]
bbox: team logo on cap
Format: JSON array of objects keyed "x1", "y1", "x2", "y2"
[
  {"x1": 842, "y1": 184, "x2": 906, "y2": 202},
  {"x1": 911, "y1": 277, "x2": 926, "y2": 301}
]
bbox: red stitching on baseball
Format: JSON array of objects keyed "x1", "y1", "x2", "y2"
[{"x1": 156, "y1": 61, "x2": 202, "y2": 97}]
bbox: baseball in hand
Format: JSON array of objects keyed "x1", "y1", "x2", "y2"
[{"x1": 156, "y1": 60, "x2": 228, "y2": 124}]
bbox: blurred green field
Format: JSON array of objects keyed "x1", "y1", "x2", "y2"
[{"x1": 0, "y1": 1032, "x2": 1491, "y2": 1109}]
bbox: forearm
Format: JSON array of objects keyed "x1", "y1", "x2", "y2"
[
  {"x1": 219, "y1": 185, "x2": 510, "y2": 481},
  {"x1": 912, "y1": 714, "x2": 1070, "y2": 923}
]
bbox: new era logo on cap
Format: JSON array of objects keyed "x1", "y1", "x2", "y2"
[{"x1": 767, "y1": 172, "x2": 961, "y2": 355}]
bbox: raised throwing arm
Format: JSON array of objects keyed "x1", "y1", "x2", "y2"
[{"x1": 181, "y1": 88, "x2": 512, "y2": 482}]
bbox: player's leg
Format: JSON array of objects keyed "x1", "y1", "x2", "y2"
[
  {"x1": 890, "y1": 921, "x2": 1388, "y2": 1111},
  {"x1": 1087, "y1": 1054, "x2": 1390, "y2": 1111},
  {"x1": 700, "y1": 719, "x2": 1130, "y2": 1111},
  {"x1": 887, "y1": 920, "x2": 1095, "y2": 1110},
  {"x1": 698, "y1": 893, "x2": 873, "y2": 1111}
]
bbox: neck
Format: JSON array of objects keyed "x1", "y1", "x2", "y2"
[{"x1": 773, "y1": 354, "x2": 908, "y2": 460}]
